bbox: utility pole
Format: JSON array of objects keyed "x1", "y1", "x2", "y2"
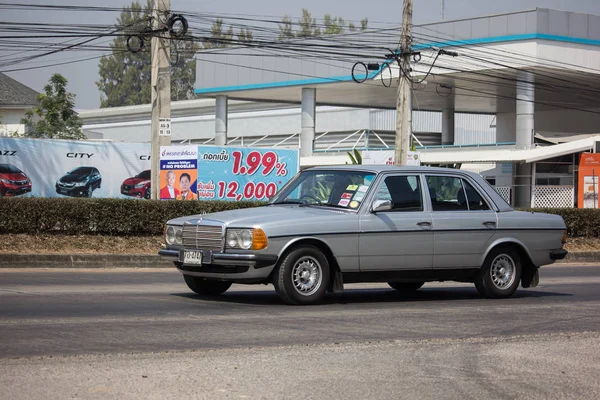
[
  {"x1": 150, "y1": 0, "x2": 171, "y2": 199},
  {"x1": 441, "y1": 0, "x2": 445, "y2": 20},
  {"x1": 394, "y1": 0, "x2": 413, "y2": 166}
]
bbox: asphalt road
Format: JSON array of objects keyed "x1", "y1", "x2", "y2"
[{"x1": 1, "y1": 264, "x2": 599, "y2": 399}]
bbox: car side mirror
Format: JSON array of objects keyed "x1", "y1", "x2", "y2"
[{"x1": 372, "y1": 200, "x2": 392, "y2": 213}]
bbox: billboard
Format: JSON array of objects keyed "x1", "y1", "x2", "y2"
[
  {"x1": 578, "y1": 152, "x2": 600, "y2": 208},
  {"x1": 159, "y1": 145, "x2": 198, "y2": 200},
  {"x1": 362, "y1": 150, "x2": 421, "y2": 166},
  {"x1": 0, "y1": 138, "x2": 150, "y2": 198},
  {"x1": 195, "y1": 145, "x2": 299, "y2": 201}
]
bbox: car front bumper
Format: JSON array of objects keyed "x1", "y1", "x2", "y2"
[
  {"x1": 159, "y1": 249, "x2": 279, "y2": 281},
  {"x1": 0, "y1": 184, "x2": 31, "y2": 196},
  {"x1": 56, "y1": 185, "x2": 88, "y2": 197}
]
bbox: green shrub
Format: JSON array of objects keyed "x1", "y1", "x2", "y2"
[
  {"x1": 0, "y1": 198, "x2": 265, "y2": 236},
  {"x1": 518, "y1": 208, "x2": 600, "y2": 238}
]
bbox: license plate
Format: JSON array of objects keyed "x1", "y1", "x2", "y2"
[{"x1": 183, "y1": 250, "x2": 203, "y2": 265}]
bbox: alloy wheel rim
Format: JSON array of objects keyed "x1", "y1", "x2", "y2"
[
  {"x1": 292, "y1": 256, "x2": 322, "y2": 296},
  {"x1": 490, "y1": 254, "x2": 516, "y2": 290}
]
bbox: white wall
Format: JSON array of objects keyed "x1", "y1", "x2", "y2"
[{"x1": 0, "y1": 108, "x2": 27, "y2": 136}]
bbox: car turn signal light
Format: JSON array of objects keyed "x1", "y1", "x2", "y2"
[
  {"x1": 561, "y1": 229, "x2": 567, "y2": 244},
  {"x1": 252, "y1": 228, "x2": 268, "y2": 250}
]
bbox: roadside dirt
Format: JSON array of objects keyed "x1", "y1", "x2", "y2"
[{"x1": 0, "y1": 234, "x2": 599, "y2": 254}]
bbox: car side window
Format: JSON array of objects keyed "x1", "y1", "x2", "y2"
[
  {"x1": 375, "y1": 175, "x2": 423, "y2": 212},
  {"x1": 426, "y1": 175, "x2": 468, "y2": 211},
  {"x1": 462, "y1": 180, "x2": 490, "y2": 211}
]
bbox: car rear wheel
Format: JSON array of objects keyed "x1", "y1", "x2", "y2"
[
  {"x1": 475, "y1": 246, "x2": 522, "y2": 299},
  {"x1": 183, "y1": 275, "x2": 232, "y2": 296},
  {"x1": 388, "y1": 281, "x2": 424, "y2": 292},
  {"x1": 273, "y1": 246, "x2": 330, "y2": 305}
]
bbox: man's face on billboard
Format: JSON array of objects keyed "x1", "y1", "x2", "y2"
[{"x1": 180, "y1": 176, "x2": 190, "y2": 192}]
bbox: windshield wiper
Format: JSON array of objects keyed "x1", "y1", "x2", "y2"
[{"x1": 268, "y1": 199, "x2": 304, "y2": 205}]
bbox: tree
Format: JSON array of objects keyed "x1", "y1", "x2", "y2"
[
  {"x1": 201, "y1": 19, "x2": 254, "y2": 49},
  {"x1": 278, "y1": 10, "x2": 369, "y2": 39},
  {"x1": 20, "y1": 74, "x2": 84, "y2": 140},
  {"x1": 96, "y1": 0, "x2": 200, "y2": 108}
]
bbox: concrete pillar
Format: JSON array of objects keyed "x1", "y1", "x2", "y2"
[
  {"x1": 514, "y1": 71, "x2": 535, "y2": 207},
  {"x1": 300, "y1": 88, "x2": 316, "y2": 157},
  {"x1": 441, "y1": 107, "x2": 455, "y2": 145},
  {"x1": 215, "y1": 95, "x2": 228, "y2": 146},
  {"x1": 516, "y1": 71, "x2": 535, "y2": 150}
]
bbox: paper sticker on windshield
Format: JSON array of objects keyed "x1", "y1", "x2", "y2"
[
  {"x1": 346, "y1": 185, "x2": 358, "y2": 191},
  {"x1": 358, "y1": 185, "x2": 368, "y2": 193},
  {"x1": 338, "y1": 199, "x2": 350, "y2": 207},
  {"x1": 341, "y1": 192, "x2": 353, "y2": 199},
  {"x1": 349, "y1": 201, "x2": 360, "y2": 209},
  {"x1": 353, "y1": 193, "x2": 364, "y2": 202}
]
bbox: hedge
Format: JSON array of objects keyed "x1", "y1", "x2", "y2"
[
  {"x1": 0, "y1": 198, "x2": 265, "y2": 236},
  {"x1": 0, "y1": 198, "x2": 599, "y2": 238}
]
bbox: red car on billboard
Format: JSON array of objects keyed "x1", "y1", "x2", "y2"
[
  {"x1": 121, "y1": 169, "x2": 151, "y2": 199},
  {"x1": 0, "y1": 163, "x2": 32, "y2": 197}
]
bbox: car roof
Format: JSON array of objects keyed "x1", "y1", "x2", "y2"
[{"x1": 306, "y1": 164, "x2": 471, "y2": 175}]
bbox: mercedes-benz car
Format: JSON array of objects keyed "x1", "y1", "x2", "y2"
[
  {"x1": 159, "y1": 165, "x2": 568, "y2": 305},
  {"x1": 121, "y1": 169, "x2": 151, "y2": 199},
  {"x1": 0, "y1": 163, "x2": 32, "y2": 197},
  {"x1": 55, "y1": 166, "x2": 102, "y2": 197}
]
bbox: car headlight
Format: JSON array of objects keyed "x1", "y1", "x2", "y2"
[
  {"x1": 0, "y1": 179, "x2": 10, "y2": 184},
  {"x1": 134, "y1": 182, "x2": 146, "y2": 188},
  {"x1": 226, "y1": 228, "x2": 268, "y2": 250},
  {"x1": 165, "y1": 225, "x2": 183, "y2": 246}
]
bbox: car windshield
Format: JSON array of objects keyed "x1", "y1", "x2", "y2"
[
  {"x1": 136, "y1": 170, "x2": 151, "y2": 179},
  {"x1": 0, "y1": 164, "x2": 22, "y2": 174},
  {"x1": 69, "y1": 167, "x2": 92, "y2": 175},
  {"x1": 269, "y1": 169, "x2": 376, "y2": 210}
]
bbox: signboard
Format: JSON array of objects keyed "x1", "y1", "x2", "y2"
[
  {"x1": 362, "y1": 150, "x2": 421, "y2": 166},
  {"x1": 159, "y1": 118, "x2": 171, "y2": 136},
  {"x1": 578, "y1": 152, "x2": 600, "y2": 208},
  {"x1": 196, "y1": 146, "x2": 299, "y2": 201},
  {"x1": 159, "y1": 145, "x2": 198, "y2": 200},
  {"x1": 0, "y1": 138, "x2": 150, "y2": 198}
]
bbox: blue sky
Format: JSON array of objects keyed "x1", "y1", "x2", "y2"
[{"x1": 2, "y1": 0, "x2": 600, "y2": 109}]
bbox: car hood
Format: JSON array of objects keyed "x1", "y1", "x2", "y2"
[
  {"x1": 123, "y1": 177, "x2": 148, "y2": 185},
  {"x1": 0, "y1": 172, "x2": 27, "y2": 181},
  {"x1": 169, "y1": 205, "x2": 357, "y2": 234},
  {"x1": 60, "y1": 173, "x2": 88, "y2": 183}
]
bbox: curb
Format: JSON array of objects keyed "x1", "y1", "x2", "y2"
[
  {"x1": 0, "y1": 251, "x2": 597, "y2": 269},
  {"x1": 0, "y1": 254, "x2": 173, "y2": 268}
]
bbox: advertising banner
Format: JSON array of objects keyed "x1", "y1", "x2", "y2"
[
  {"x1": 578, "y1": 152, "x2": 600, "y2": 208},
  {"x1": 159, "y1": 145, "x2": 198, "y2": 200},
  {"x1": 0, "y1": 138, "x2": 150, "y2": 198},
  {"x1": 362, "y1": 150, "x2": 421, "y2": 166},
  {"x1": 195, "y1": 146, "x2": 299, "y2": 201}
]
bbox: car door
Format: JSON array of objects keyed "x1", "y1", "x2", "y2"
[
  {"x1": 359, "y1": 174, "x2": 433, "y2": 271},
  {"x1": 425, "y1": 174, "x2": 498, "y2": 269}
]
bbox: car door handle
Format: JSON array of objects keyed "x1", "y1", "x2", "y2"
[
  {"x1": 417, "y1": 221, "x2": 432, "y2": 227},
  {"x1": 483, "y1": 221, "x2": 496, "y2": 228}
]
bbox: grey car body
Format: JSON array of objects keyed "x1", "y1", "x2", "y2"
[{"x1": 160, "y1": 165, "x2": 568, "y2": 304}]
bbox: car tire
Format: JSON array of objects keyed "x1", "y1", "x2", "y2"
[
  {"x1": 183, "y1": 275, "x2": 232, "y2": 296},
  {"x1": 86, "y1": 185, "x2": 93, "y2": 198},
  {"x1": 474, "y1": 246, "x2": 522, "y2": 299},
  {"x1": 388, "y1": 281, "x2": 424, "y2": 292},
  {"x1": 144, "y1": 188, "x2": 151, "y2": 199},
  {"x1": 273, "y1": 245, "x2": 330, "y2": 305}
]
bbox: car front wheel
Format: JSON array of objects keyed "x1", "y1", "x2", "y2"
[
  {"x1": 475, "y1": 246, "x2": 522, "y2": 299},
  {"x1": 183, "y1": 275, "x2": 232, "y2": 295},
  {"x1": 86, "y1": 185, "x2": 93, "y2": 197},
  {"x1": 273, "y1": 246, "x2": 330, "y2": 305}
]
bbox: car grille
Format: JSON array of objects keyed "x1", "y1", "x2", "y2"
[
  {"x1": 182, "y1": 224, "x2": 223, "y2": 251},
  {"x1": 14, "y1": 180, "x2": 27, "y2": 185},
  {"x1": 122, "y1": 184, "x2": 133, "y2": 190}
]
